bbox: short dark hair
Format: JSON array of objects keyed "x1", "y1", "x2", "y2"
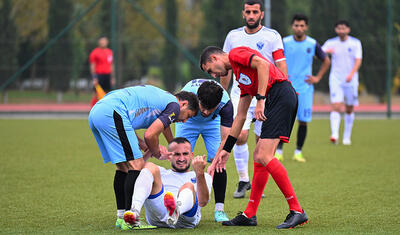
[
  {"x1": 198, "y1": 81, "x2": 223, "y2": 110},
  {"x1": 199, "y1": 46, "x2": 224, "y2": 71},
  {"x1": 174, "y1": 91, "x2": 199, "y2": 114},
  {"x1": 291, "y1": 13, "x2": 308, "y2": 25},
  {"x1": 244, "y1": 0, "x2": 264, "y2": 11},
  {"x1": 169, "y1": 137, "x2": 190, "y2": 145},
  {"x1": 335, "y1": 20, "x2": 350, "y2": 28}
]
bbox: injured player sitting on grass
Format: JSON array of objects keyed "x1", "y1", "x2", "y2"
[{"x1": 123, "y1": 137, "x2": 213, "y2": 229}]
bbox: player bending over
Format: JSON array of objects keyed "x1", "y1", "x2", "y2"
[
  {"x1": 88, "y1": 85, "x2": 198, "y2": 230},
  {"x1": 175, "y1": 79, "x2": 233, "y2": 222},
  {"x1": 201, "y1": 46, "x2": 308, "y2": 229},
  {"x1": 124, "y1": 137, "x2": 212, "y2": 229}
]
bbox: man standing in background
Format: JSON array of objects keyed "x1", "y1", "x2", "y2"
[
  {"x1": 277, "y1": 14, "x2": 330, "y2": 162},
  {"x1": 220, "y1": 0, "x2": 288, "y2": 198},
  {"x1": 89, "y1": 36, "x2": 114, "y2": 106},
  {"x1": 322, "y1": 20, "x2": 362, "y2": 145}
]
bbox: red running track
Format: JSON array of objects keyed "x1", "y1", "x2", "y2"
[{"x1": 0, "y1": 103, "x2": 399, "y2": 112}]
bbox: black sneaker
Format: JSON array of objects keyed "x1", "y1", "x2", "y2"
[
  {"x1": 233, "y1": 181, "x2": 251, "y2": 198},
  {"x1": 222, "y1": 212, "x2": 257, "y2": 226},
  {"x1": 276, "y1": 209, "x2": 308, "y2": 229}
]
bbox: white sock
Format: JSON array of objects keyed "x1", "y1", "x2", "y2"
[
  {"x1": 117, "y1": 209, "x2": 125, "y2": 219},
  {"x1": 344, "y1": 112, "x2": 354, "y2": 140},
  {"x1": 215, "y1": 202, "x2": 224, "y2": 211},
  {"x1": 177, "y1": 188, "x2": 194, "y2": 214},
  {"x1": 294, "y1": 149, "x2": 302, "y2": 155},
  {"x1": 330, "y1": 111, "x2": 341, "y2": 139},
  {"x1": 131, "y1": 168, "x2": 153, "y2": 212},
  {"x1": 233, "y1": 144, "x2": 249, "y2": 182}
]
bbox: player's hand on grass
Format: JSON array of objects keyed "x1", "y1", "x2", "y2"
[
  {"x1": 305, "y1": 75, "x2": 321, "y2": 84},
  {"x1": 255, "y1": 100, "x2": 267, "y2": 121},
  {"x1": 192, "y1": 155, "x2": 207, "y2": 175}
]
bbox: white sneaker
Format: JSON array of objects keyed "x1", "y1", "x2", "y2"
[{"x1": 342, "y1": 138, "x2": 351, "y2": 145}]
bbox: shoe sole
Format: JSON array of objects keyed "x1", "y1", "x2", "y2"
[
  {"x1": 164, "y1": 192, "x2": 178, "y2": 225},
  {"x1": 123, "y1": 211, "x2": 136, "y2": 226},
  {"x1": 289, "y1": 220, "x2": 309, "y2": 229}
]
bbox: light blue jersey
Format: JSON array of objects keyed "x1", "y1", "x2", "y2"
[
  {"x1": 283, "y1": 36, "x2": 326, "y2": 122},
  {"x1": 175, "y1": 79, "x2": 232, "y2": 162},
  {"x1": 98, "y1": 85, "x2": 179, "y2": 129},
  {"x1": 89, "y1": 85, "x2": 180, "y2": 164}
]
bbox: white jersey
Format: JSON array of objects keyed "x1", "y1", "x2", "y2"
[
  {"x1": 159, "y1": 167, "x2": 213, "y2": 201},
  {"x1": 223, "y1": 26, "x2": 284, "y2": 107},
  {"x1": 322, "y1": 36, "x2": 362, "y2": 85}
]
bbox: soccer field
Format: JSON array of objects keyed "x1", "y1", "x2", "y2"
[{"x1": 1, "y1": 119, "x2": 399, "y2": 234}]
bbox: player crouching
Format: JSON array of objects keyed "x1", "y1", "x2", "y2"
[{"x1": 123, "y1": 137, "x2": 212, "y2": 229}]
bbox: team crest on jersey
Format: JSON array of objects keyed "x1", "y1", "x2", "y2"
[
  {"x1": 238, "y1": 73, "x2": 252, "y2": 85},
  {"x1": 257, "y1": 41, "x2": 264, "y2": 50},
  {"x1": 191, "y1": 177, "x2": 197, "y2": 183},
  {"x1": 307, "y1": 48, "x2": 311, "y2": 53},
  {"x1": 168, "y1": 112, "x2": 176, "y2": 122}
]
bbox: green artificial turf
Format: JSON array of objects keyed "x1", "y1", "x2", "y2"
[{"x1": 0, "y1": 119, "x2": 399, "y2": 234}]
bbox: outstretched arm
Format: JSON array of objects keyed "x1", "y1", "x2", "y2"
[{"x1": 192, "y1": 155, "x2": 209, "y2": 207}]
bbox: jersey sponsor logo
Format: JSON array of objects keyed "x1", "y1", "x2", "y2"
[
  {"x1": 191, "y1": 177, "x2": 197, "y2": 183},
  {"x1": 238, "y1": 73, "x2": 252, "y2": 86},
  {"x1": 134, "y1": 107, "x2": 150, "y2": 118},
  {"x1": 168, "y1": 112, "x2": 176, "y2": 122},
  {"x1": 307, "y1": 48, "x2": 311, "y2": 53},
  {"x1": 256, "y1": 41, "x2": 264, "y2": 50}
]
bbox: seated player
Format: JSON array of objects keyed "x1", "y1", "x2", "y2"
[
  {"x1": 175, "y1": 79, "x2": 233, "y2": 222},
  {"x1": 124, "y1": 137, "x2": 212, "y2": 228}
]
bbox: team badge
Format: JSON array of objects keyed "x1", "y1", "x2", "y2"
[
  {"x1": 238, "y1": 73, "x2": 252, "y2": 85},
  {"x1": 191, "y1": 177, "x2": 197, "y2": 183},
  {"x1": 257, "y1": 41, "x2": 264, "y2": 50},
  {"x1": 168, "y1": 112, "x2": 176, "y2": 122},
  {"x1": 307, "y1": 48, "x2": 311, "y2": 53}
]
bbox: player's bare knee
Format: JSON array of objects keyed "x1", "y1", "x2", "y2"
[
  {"x1": 127, "y1": 158, "x2": 145, "y2": 171},
  {"x1": 179, "y1": 182, "x2": 195, "y2": 192},
  {"x1": 143, "y1": 162, "x2": 160, "y2": 175},
  {"x1": 332, "y1": 103, "x2": 341, "y2": 112},
  {"x1": 345, "y1": 105, "x2": 354, "y2": 114}
]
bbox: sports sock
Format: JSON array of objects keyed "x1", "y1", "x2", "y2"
[
  {"x1": 233, "y1": 144, "x2": 249, "y2": 182},
  {"x1": 114, "y1": 170, "x2": 127, "y2": 218},
  {"x1": 177, "y1": 188, "x2": 195, "y2": 214},
  {"x1": 215, "y1": 203, "x2": 224, "y2": 211},
  {"x1": 330, "y1": 111, "x2": 341, "y2": 139},
  {"x1": 131, "y1": 168, "x2": 153, "y2": 212},
  {"x1": 266, "y1": 158, "x2": 302, "y2": 213},
  {"x1": 124, "y1": 170, "x2": 141, "y2": 210},
  {"x1": 344, "y1": 112, "x2": 354, "y2": 140},
  {"x1": 243, "y1": 162, "x2": 269, "y2": 218},
  {"x1": 213, "y1": 169, "x2": 227, "y2": 208},
  {"x1": 296, "y1": 124, "x2": 307, "y2": 150}
]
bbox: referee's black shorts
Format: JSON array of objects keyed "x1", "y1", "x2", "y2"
[
  {"x1": 260, "y1": 81, "x2": 298, "y2": 143},
  {"x1": 97, "y1": 74, "x2": 112, "y2": 92}
]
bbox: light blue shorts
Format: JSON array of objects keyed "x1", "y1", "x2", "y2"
[
  {"x1": 297, "y1": 90, "x2": 313, "y2": 122},
  {"x1": 88, "y1": 102, "x2": 143, "y2": 164},
  {"x1": 175, "y1": 118, "x2": 221, "y2": 163}
]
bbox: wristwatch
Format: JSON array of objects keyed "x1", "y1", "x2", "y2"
[{"x1": 256, "y1": 94, "x2": 266, "y2": 100}]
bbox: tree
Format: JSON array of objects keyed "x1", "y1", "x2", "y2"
[
  {"x1": 0, "y1": 0, "x2": 19, "y2": 90},
  {"x1": 162, "y1": 0, "x2": 178, "y2": 91},
  {"x1": 46, "y1": 0, "x2": 74, "y2": 98}
]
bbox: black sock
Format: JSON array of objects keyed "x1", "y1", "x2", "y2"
[
  {"x1": 114, "y1": 170, "x2": 127, "y2": 210},
  {"x1": 124, "y1": 170, "x2": 141, "y2": 210},
  {"x1": 277, "y1": 141, "x2": 284, "y2": 150},
  {"x1": 296, "y1": 124, "x2": 307, "y2": 150},
  {"x1": 212, "y1": 169, "x2": 227, "y2": 204}
]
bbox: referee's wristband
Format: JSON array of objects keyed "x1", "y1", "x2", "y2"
[{"x1": 223, "y1": 135, "x2": 237, "y2": 153}]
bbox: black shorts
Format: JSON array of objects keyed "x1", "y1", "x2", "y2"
[
  {"x1": 97, "y1": 74, "x2": 112, "y2": 92},
  {"x1": 260, "y1": 81, "x2": 298, "y2": 143}
]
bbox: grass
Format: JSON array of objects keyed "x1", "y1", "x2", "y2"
[{"x1": 0, "y1": 119, "x2": 399, "y2": 234}]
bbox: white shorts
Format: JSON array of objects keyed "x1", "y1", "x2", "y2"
[
  {"x1": 329, "y1": 80, "x2": 359, "y2": 106},
  {"x1": 144, "y1": 187, "x2": 201, "y2": 228},
  {"x1": 231, "y1": 82, "x2": 262, "y2": 136}
]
